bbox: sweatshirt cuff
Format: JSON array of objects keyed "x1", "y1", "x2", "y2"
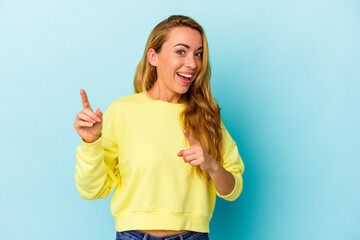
[
  {"x1": 216, "y1": 172, "x2": 241, "y2": 201},
  {"x1": 79, "y1": 137, "x2": 103, "y2": 155}
]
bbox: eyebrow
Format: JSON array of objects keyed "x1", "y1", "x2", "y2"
[{"x1": 173, "y1": 43, "x2": 203, "y2": 50}]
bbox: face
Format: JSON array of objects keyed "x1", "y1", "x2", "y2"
[{"x1": 148, "y1": 27, "x2": 203, "y2": 98}]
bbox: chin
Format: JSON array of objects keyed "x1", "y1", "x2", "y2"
[
  {"x1": 177, "y1": 82, "x2": 194, "y2": 94},
  {"x1": 176, "y1": 87, "x2": 190, "y2": 95}
]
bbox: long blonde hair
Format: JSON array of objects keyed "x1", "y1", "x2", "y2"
[{"x1": 134, "y1": 15, "x2": 223, "y2": 182}]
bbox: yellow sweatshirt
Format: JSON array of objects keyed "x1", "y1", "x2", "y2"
[{"x1": 75, "y1": 92, "x2": 244, "y2": 233}]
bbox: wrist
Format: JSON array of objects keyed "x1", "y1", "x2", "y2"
[
  {"x1": 82, "y1": 133, "x2": 101, "y2": 143},
  {"x1": 208, "y1": 158, "x2": 220, "y2": 175}
]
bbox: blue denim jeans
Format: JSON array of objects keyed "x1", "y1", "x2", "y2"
[{"x1": 116, "y1": 230, "x2": 209, "y2": 240}]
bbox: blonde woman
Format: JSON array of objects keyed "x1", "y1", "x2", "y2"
[{"x1": 74, "y1": 15, "x2": 244, "y2": 240}]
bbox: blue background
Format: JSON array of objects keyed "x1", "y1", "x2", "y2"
[{"x1": 0, "y1": 0, "x2": 359, "y2": 239}]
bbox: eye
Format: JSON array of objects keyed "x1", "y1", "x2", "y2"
[
  {"x1": 195, "y1": 52, "x2": 203, "y2": 58},
  {"x1": 176, "y1": 50, "x2": 186, "y2": 55}
]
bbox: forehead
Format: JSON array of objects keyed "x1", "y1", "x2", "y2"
[{"x1": 165, "y1": 27, "x2": 203, "y2": 48}]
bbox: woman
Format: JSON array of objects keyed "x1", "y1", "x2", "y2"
[{"x1": 74, "y1": 15, "x2": 244, "y2": 240}]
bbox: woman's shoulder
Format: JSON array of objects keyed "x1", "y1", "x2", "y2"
[
  {"x1": 220, "y1": 119, "x2": 237, "y2": 147},
  {"x1": 111, "y1": 92, "x2": 141, "y2": 104},
  {"x1": 105, "y1": 92, "x2": 144, "y2": 113}
]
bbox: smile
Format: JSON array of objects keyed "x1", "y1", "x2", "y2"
[
  {"x1": 176, "y1": 72, "x2": 193, "y2": 84},
  {"x1": 177, "y1": 72, "x2": 193, "y2": 79}
]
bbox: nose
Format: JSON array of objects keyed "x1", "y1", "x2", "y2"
[{"x1": 185, "y1": 54, "x2": 196, "y2": 69}]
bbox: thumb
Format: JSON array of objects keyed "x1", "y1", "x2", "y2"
[
  {"x1": 177, "y1": 150, "x2": 184, "y2": 157},
  {"x1": 183, "y1": 130, "x2": 199, "y2": 146},
  {"x1": 96, "y1": 108, "x2": 103, "y2": 120}
]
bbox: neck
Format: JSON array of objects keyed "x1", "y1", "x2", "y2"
[{"x1": 147, "y1": 80, "x2": 181, "y2": 104}]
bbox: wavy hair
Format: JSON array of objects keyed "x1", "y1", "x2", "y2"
[{"x1": 134, "y1": 15, "x2": 223, "y2": 182}]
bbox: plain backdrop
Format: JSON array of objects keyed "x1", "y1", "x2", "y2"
[{"x1": 0, "y1": 0, "x2": 359, "y2": 239}]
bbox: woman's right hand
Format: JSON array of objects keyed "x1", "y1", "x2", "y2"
[{"x1": 73, "y1": 89, "x2": 103, "y2": 143}]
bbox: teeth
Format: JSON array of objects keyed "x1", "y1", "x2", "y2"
[{"x1": 178, "y1": 72, "x2": 193, "y2": 79}]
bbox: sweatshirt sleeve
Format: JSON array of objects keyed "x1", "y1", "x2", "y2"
[
  {"x1": 75, "y1": 103, "x2": 120, "y2": 200},
  {"x1": 216, "y1": 121, "x2": 245, "y2": 201}
]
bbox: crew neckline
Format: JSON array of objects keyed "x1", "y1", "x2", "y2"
[{"x1": 138, "y1": 91, "x2": 185, "y2": 111}]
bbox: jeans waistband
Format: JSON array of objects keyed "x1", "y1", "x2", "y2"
[{"x1": 117, "y1": 230, "x2": 207, "y2": 240}]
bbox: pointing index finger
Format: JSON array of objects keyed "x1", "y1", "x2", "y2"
[
  {"x1": 80, "y1": 89, "x2": 92, "y2": 110},
  {"x1": 183, "y1": 130, "x2": 199, "y2": 146}
]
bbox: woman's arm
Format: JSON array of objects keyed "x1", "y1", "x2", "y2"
[
  {"x1": 178, "y1": 125, "x2": 244, "y2": 201},
  {"x1": 208, "y1": 159, "x2": 235, "y2": 196},
  {"x1": 74, "y1": 89, "x2": 120, "y2": 200}
]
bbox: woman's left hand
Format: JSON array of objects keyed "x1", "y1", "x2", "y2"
[{"x1": 177, "y1": 130, "x2": 217, "y2": 172}]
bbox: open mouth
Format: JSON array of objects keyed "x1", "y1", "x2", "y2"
[{"x1": 176, "y1": 72, "x2": 193, "y2": 83}]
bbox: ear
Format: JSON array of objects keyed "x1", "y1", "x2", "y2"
[{"x1": 147, "y1": 48, "x2": 158, "y2": 67}]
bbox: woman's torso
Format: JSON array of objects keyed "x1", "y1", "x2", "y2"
[{"x1": 103, "y1": 93, "x2": 214, "y2": 233}]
